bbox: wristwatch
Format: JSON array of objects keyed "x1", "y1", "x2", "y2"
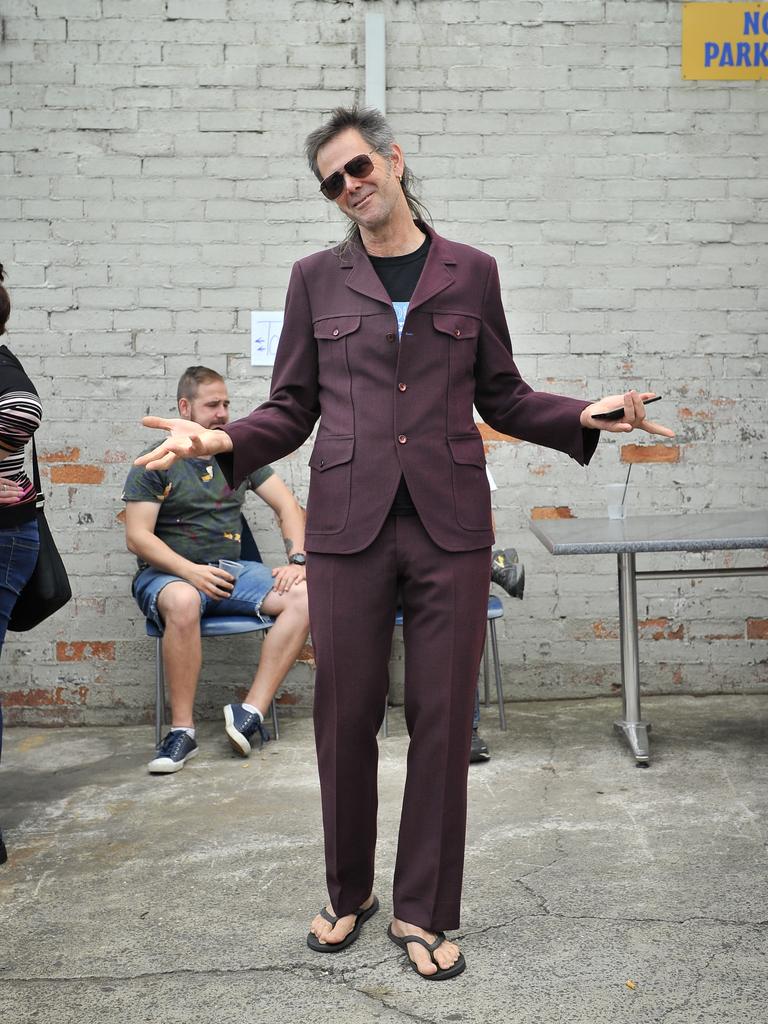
[{"x1": 288, "y1": 553, "x2": 307, "y2": 566}]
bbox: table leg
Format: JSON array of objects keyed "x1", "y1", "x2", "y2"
[{"x1": 613, "y1": 551, "x2": 651, "y2": 764}]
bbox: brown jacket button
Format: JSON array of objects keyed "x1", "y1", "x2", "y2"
[
  {"x1": 398, "y1": 382, "x2": 407, "y2": 392},
  {"x1": 398, "y1": 434, "x2": 407, "y2": 444},
  {"x1": 386, "y1": 332, "x2": 395, "y2": 342},
  {"x1": 332, "y1": 328, "x2": 339, "y2": 337},
  {"x1": 454, "y1": 328, "x2": 461, "y2": 337}
]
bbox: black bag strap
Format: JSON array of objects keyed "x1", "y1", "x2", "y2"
[{"x1": 29, "y1": 434, "x2": 45, "y2": 511}]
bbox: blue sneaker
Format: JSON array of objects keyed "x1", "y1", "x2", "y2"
[
  {"x1": 147, "y1": 730, "x2": 199, "y2": 774},
  {"x1": 223, "y1": 704, "x2": 270, "y2": 757}
]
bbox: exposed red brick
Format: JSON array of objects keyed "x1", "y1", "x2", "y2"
[
  {"x1": 529, "y1": 464, "x2": 553, "y2": 476},
  {"x1": 673, "y1": 668, "x2": 684, "y2": 686},
  {"x1": 296, "y1": 642, "x2": 315, "y2": 666},
  {"x1": 593, "y1": 621, "x2": 619, "y2": 640},
  {"x1": 620, "y1": 444, "x2": 680, "y2": 464},
  {"x1": 747, "y1": 619, "x2": 768, "y2": 640},
  {"x1": 638, "y1": 618, "x2": 684, "y2": 641},
  {"x1": 477, "y1": 423, "x2": 520, "y2": 446},
  {"x1": 678, "y1": 407, "x2": 714, "y2": 421},
  {"x1": 37, "y1": 447, "x2": 80, "y2": 463},
  {"x1": 51, "y1": 464, "x2": 105, "y2": 484},
  {"x1": 3, "y1": 687, "x2": 68, "y2": 707},
  {"x1": 530, "y1": 506, "x2": 575, "y2": 520},
  {"x1": 704, "y1": 633, "x2": 742, "y2": 641},
  {"x1": 56, "y1": 641, "x2": 116, "y2": 662},
  {"x1": 276, "y1": 691, "x2": 299, "y2": 706}
]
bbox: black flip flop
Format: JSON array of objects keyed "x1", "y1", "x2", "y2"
[
  {"x1": 387, "y1": 923, "x2": 466, "y2": 980},
  {"x1": 306, "y1": 896, "x2": 380, "y2": 953}
]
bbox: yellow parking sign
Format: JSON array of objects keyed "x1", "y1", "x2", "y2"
[{"x1": 682, "y1": 2, "x2": 768, "y2": 79}]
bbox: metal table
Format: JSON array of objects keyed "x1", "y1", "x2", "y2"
[{"x1": 529, "y1": 511, "x2": 768, "y2": 765}]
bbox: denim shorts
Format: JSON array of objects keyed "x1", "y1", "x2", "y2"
[{"x1": 133, "y1": 560, "x2": 276, "y2": 634}]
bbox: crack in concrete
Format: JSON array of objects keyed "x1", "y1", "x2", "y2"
[
  {"x1": 299, "y1": 954, "x2": 445, "y2": 1023},
  {"x1": 513, "y1": 875, "x2": 553, "y2": 916},
  {"x1": 462, "y1": 912, "x2": 767, "y2": 932},
  {"x1": 656, "y1": 930, "x2": 741, "y2": 1024},
  {"x1": 0, "y1": 960, "x2": 358, "y2": 985}
]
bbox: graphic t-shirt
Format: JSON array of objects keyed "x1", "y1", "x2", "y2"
[
  {"x1": 122, "y1": 448, "x2": 273, "y2": 572},
  {"x1": 367, "y1": 235, "x2": 431, "y2": 514}
]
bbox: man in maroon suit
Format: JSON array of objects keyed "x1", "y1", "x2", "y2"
[{"x1": 138, "y1": 107, "x2": 673, "y2": 979}]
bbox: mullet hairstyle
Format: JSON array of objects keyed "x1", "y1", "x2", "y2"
[
  {"x1": 304, "y1": 106, "x2": 432, "y2": 246},
  {"x1": 176, "y1": 365, "x2": 225, "y2": 404}
]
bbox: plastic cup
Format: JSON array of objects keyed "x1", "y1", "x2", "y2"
[
  {"x1": 605, "y1": 483, "x2": 627, "y2": 520},
  {"x1": 218, "y1": 559, "x2": 244, "y2": 579}
]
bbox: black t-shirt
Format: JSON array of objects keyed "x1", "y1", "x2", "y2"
[{"x1": 367, "y1": 235, "x2": 430, "y2": 515}]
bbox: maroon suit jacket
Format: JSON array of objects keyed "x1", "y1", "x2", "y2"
[{"x1": 224, "y1": 223, "x2": 598, "y2": 554}]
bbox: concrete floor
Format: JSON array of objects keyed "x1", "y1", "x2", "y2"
[{"x1": 1, "y1": 693, "x2": 767, "y2": 1024}]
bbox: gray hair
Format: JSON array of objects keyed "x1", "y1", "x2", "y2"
[{"x1": 304, "y1": 106, "x2": 432, "y2": 242}]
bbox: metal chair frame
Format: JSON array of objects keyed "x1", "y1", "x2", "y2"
[{"x1": 147, "y1": 615, "x2": 280, "y2": 747}]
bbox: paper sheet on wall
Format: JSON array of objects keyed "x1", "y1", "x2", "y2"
[{"x1": 251, "y1": 311, "x2": 284, "y2": 366}]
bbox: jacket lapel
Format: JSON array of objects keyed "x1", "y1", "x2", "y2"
[
  {"x1": 407, "y1": 225, "x2": 456, "y2": 313},
  {"x1": 341, "y1": 239, "x2": 391, "y2": 306},
  {"x1": 339, "y1": 223, "x2": 456, "y2": 311}
]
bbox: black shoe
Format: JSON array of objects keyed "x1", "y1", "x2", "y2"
[
  {"x1": 491, "y1": 547, "x2": 525, "y2": 599},
  {"x1": 470, "y1": 729, "x2": 491, "y2": 763},
  {"x1": 147, "y1": 730, "x2": 199, "y2": 774},
  {"x1": 0, "y1": 829, "x2": 7, "y2": 866},
  {"x1": 223, "y1": 703, "x2": 270, "y2": 756}
]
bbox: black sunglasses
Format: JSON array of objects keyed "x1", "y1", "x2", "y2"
[{"x1": 319, "y1": 149, "x2": 377, "y2": 200}]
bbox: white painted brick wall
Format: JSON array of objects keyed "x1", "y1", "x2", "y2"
[{"x1": 1, "y1": 0, "x2": 766, "y2": 726}]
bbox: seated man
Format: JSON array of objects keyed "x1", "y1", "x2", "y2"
[{"x1": 123, "y1": 365, "x2": 310, "y2": 775}]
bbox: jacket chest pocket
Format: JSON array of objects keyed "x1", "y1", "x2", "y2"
[
  {"x1": 432, "y1": 312, "x2": 481, "y2": 343},
  {"x1": 313, "y1": 315, "x2": 361, "y2": 342}
]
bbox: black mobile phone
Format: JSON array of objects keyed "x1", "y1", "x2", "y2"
[{"x1": 592, "y1": 394, "x2": 662, "y2": 421}]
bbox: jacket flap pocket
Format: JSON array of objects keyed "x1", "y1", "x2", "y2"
[
  {"x1": 309, "y1": 436, "x2": 355, "y2": 471},
  {"x1": 432, "y1": 312, "x2": 481, "y2": 340},
  {"x1": 313, "y1": 315, "x2": 361, "y2": 341},
  {"x1": 448, "y1": 434, "x2": 486, "y2": 468}
]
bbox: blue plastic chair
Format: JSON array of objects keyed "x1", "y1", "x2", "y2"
[
  {"x1": 383, "y1": 595, "x2": 507, "y2": 736},
  {"x1": 146, "y1": 615, "x2": 278, "y2": 747},
  {"x1": 146, "y1": 517, "x2": 279, "y2": 746}
]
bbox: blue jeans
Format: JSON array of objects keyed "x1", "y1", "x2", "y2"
[
  {"x1": 0, "y1": 518, "x2": 40, "y2": 760},
  {"x1": 133, "y1": 560, "x2": 276, "y2": 633}
]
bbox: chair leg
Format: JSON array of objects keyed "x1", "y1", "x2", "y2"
[
  {"x1": 270, "y1": 698, "x2": 280, "y2": 741},
  {"x1": 483, "y1": 629, "x2": 491, "y2": 706},
  {"x1": 489, "y1": 618, "x2": 507, "y2": 731},
  {"x1": 155, "y1": 636, "x2": 165, "y2": 747}
]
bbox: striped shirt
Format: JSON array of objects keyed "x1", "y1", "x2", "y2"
[{"x1": 0, "y1": 345, "x2": 42, "y2": 526}]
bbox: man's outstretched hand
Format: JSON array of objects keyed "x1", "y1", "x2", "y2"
[
  {"x1": 135, "y1": 417, "x2": 234, "y2": 471},
  {"x1": 580, "y1": 391, "x2": 675, "y2": 437}
]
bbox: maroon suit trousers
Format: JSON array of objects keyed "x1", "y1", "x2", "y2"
[{"x1": 306, "y1": 514, "x2": 491, "y2": 931}]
